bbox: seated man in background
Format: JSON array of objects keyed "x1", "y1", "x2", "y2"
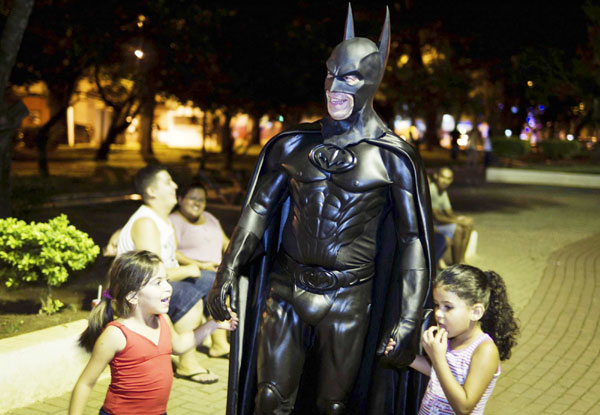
[
  {"x1": 429, "y1": 167, "x2": 474, "y2": 264},
  {"x1": 117, "y1": 164, "x2": 219, "y2": 384},
  {"x1": 170, "y1": 181, "x2": 231, "y2": 358}
]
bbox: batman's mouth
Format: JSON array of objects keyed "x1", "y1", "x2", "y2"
[{"x1": 326, "y1": 91, "x2": 354, "y2": 120}]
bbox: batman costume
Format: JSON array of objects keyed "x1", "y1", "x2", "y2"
[{"x1": 208, "y1": 6, "x2": 434, "y2": 415}]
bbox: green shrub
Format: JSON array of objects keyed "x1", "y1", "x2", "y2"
[
  {"x1": 0, "y1": 214, "x2": 100, "y2": 314},
  {"x1": 539, "y1": 140, "x2": 581, "y2": 160},
  {"x1": 490, "y1": 136, "x2": 531, "y2": 160}
]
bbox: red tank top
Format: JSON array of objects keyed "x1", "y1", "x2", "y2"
[{"x1": 103, "y1": 314, "x2": 173, "y2": 415}]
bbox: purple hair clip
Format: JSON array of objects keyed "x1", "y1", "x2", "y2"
[{"x1": 102, "y1": 289, "x2": 113, "y2": 301}]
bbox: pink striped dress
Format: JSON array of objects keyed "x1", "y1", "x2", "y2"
[{"x1": 418, "y1": 333, "x2": 500, "y2": 415}]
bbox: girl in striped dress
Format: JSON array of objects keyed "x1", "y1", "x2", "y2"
[{"x1": 386, "y1": 264, "x2": 519, "y2": 414}]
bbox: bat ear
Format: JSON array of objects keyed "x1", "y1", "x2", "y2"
[
  {"x1": 344, "y1": 3, "x2": 355, "y2": 40},
  {"x1": 378, "y1": 6, "x2": 391, "y2": 70}
]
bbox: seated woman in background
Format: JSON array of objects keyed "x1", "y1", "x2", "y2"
[{"x1": 170, "y1": 181, "x2": 231, "y2": 358}]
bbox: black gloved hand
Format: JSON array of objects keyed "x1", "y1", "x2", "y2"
[
  {"x1": 207, "y1": 267, "x2": 238, "y2": 321},
  {"x1": 377, "y1": 318, "x2": 419, "y2": 369}
]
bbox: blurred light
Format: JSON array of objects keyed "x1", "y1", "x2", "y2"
[
  {"x1": 457, "y1": 121, "x2": 472, "y2": 134},
  {"x1": 504, "y1": 129, "x2": 512, "y2": 137},
  {"x1": 415, "y1": 119, "x2": 426, "y2": 132},
  {"x1": 579, "y1": 102, "x2": 585, "y2": 111},
  {"x1": 479, "y1": 122, "x2": 490, "y2": 138},
  {"x1": 396, "y1": 54, "x2": 409, "y2": 68},
  {"x1": 440, "y1": 134, "x2": 451, "y2": 148},
  {"x1": 524, "y1": 127, "x2": 530, "y2": 133},
  {"x1": 538, "y1": 105, "x2": 545, "y2": 111},
  {"x1": 134, "y1": 49, "x2": 144, "y2": 59},
  {"x1": 421, "y1": 45, "x2": 446, "y2": 67},
  {"x1": 441, "y1": 114, "x2": 455, "y2": 132},
  {"x1": 278, "y1": 115, "x2": 284, "y2": 122},
  {"x1": 567, "y1": 134, "x2": 574, "y2": 141},
  {"x1": 520, "y1": 132, "x2": 529, "y2": 140},
  {"x1": 527, "y1": 80, "x2": 534, "y2": 87},
  {"x1": 457, "y1": 134, "x2": 469, "y2": 146},
  {"x1": 511, "y1": 106, "x2": 518, "y2": 114},
  {"x1": 498, "y1": 103, "x2": 504, "y2": 110},
  {"x1": 394, "y1": 118, "x2": 411, "y2": 132}
]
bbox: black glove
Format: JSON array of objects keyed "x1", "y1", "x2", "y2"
[
  {"x1": 207, "y1": 267, "x2": 238, "y2": 321},
  {"x1": 377, "y1": 318, "x2": 420, "y2": 369}
]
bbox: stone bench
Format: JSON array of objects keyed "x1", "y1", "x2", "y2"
[
  {"x1": 486, "y1": 167, "x2": 600, "y2": 188},
  {"x1": 0, "y1": 319, "x2": 107, "y2": 413}
]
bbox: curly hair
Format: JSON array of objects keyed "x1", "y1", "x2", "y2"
[{"x1": 434, "y1": 264, "x2": 519, "y2": 360}]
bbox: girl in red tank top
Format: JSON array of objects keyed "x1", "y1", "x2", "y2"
[{"x1": 69, "y1": 251, "x2": 238, "y2": 415}]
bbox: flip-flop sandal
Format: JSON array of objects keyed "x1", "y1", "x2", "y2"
[{"x1": 174, "y1": 369, "x2": 219, "y2": 384}]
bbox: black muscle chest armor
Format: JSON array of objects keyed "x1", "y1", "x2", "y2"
[{"x1": 279, "y1": 140, "x2": 394, "y2": 269}]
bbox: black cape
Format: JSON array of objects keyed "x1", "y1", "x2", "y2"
[{"x1": 226, "y1": 122, "x2": 434, "y2": 415}]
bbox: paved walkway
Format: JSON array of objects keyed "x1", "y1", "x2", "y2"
[{"x1": 6, "y1": 182, "x2": 600, "y2": 415}]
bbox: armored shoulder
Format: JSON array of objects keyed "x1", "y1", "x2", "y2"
[{"x1": 260, "y1": 122, "x2": 322, "y2": 166}]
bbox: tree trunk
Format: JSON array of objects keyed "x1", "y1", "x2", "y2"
[
  {"x1": 423, "y1": 106, "x2": 439, "y2": 149},
  {"x1": 0, "y1": 0, "x2": 34, "y2": 96},
  {"x1": 0, "y1": 124, "x2": 14, "y2": 216},
  {"x1": 96, "y1": 119, "x2": 134, "y2": 161},
  {"x1": 248, "y1": 110, "x2": 262, "y2": 146},
  {"x1": 0, "y1": 0, "x2": 35, "y2": 217},
  {"x1": 96, "y1": 124, "x2": 120, "y2": 161},
  {"x1": 139, "y1": 96, "x2": 156, "y2": 162},
  {"x1": 222, "y1": 111, "x2": 233, "y2": 171},
  {"x1": 34, "y1": 104, "x2": 69, "y2": 177},
  {"x1": 200, "y1": 110, "x2": 208, "y2": 170},
  {"x1": 0, "y1": 100, "x2": 29, "y2": 217}
]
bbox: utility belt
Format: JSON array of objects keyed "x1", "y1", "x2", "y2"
[{"x1": 276, "y1": 253, "x2": 374, "y2": 293}]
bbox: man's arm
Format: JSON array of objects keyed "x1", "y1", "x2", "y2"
[
  {"x1": 431, "y1": 190, "x2": 473, "y2": 226},
  {"x1": 378, "y1": 152, "x2": 430, "y2": 368},
  {"x1": 130, "y1": 218, "x2": 201, "y2": 281},
  {"x1": 208, "y1": 149, "x2": 290, "y2": 321},
  {"x1": 176, "y1": 250, "x2": 219, "y2": 271}
]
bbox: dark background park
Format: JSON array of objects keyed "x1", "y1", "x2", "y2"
[{"x1": 0, "y1": 1, "x2": 599, "y2": 414}]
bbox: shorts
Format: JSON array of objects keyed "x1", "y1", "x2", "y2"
[
  {"x1": 435, "y1": 223, "x2": 457, "y2": 240},
  {"x1": 168, "y1": 271, "x2": 216, "y2": 323}
]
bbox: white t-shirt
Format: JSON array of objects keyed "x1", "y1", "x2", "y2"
[
  {"x1": 429, "y1": 181, "x2": 452, "y2": 213},
  {"x1": 117, "y1": 205, "x2": 178, "y2": 268}
]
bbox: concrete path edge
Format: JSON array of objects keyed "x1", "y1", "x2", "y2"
[{"x1": 0, "y1": 319, "x2": 106, "y2": 413}]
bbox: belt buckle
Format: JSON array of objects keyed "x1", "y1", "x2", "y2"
[{"x1": 297, "y1": 268, "x2": 338, "y2": 291}]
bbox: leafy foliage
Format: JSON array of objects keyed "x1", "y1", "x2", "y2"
[
  {"x1": 491, "y1": 136, "x2": 531, "y2": 160},
  {"x1": 0, "y1": 214, "x2": 99, "y2": 289},
  {"x1": 39, "y1": 297, "x2": 64, "y2": 315},
  {"x1": 539, "y1": 140, "x2": 582, "y2": 160}
]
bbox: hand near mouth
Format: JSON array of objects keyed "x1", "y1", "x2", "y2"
[{"x1": 422, "y1": 325, "x2": 448, "y2": 363}]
